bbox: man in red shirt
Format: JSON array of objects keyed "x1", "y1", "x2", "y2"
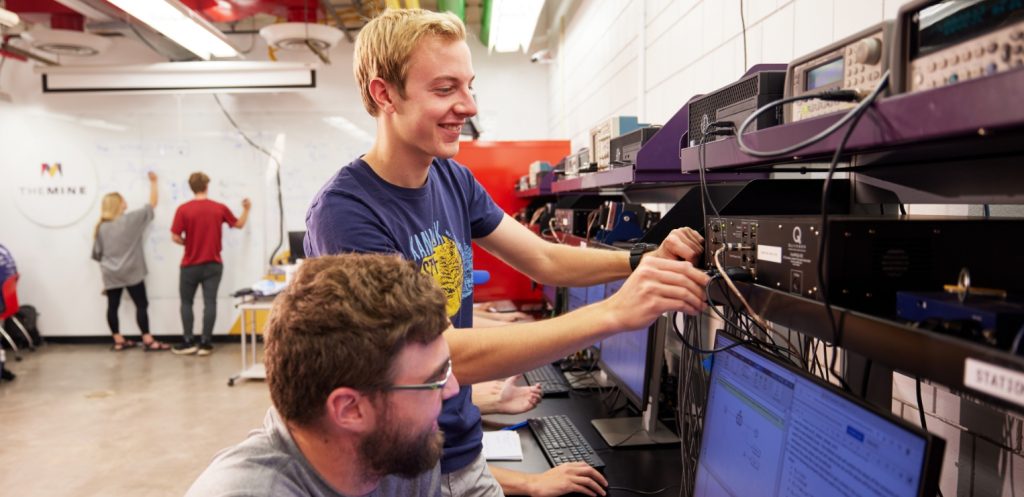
[{"x1": 170, "y1": 172, "x2": 251, "y2": 356}]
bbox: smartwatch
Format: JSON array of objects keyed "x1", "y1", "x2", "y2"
[{"x1": 629, "y1": 243, "x2": 658, "y2": 272}]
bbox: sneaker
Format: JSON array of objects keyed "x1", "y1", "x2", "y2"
[
  {"x1": 172, "y1": 342, "x2": 198, "y2": 355},
  {"x1": 197, "y1": 343, "x2": 214, "y2": 356}
]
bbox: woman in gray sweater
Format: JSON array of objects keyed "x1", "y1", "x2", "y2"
[{"x1": 92, "y1": 172, "x2": 170, "y2": 351}]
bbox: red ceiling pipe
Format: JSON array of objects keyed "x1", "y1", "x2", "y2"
[
  {"x1": 5, "y1": 0, "x2": 77, "y2": 15},
  {"x1": 287, "y1": 5, "x2": 318, "y2": 22},
  {"x1": 50, "y1": 13, "x2": 85, "y2": 31}
]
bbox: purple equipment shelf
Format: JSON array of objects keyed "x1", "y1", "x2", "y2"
[
  {"x1": 681, "y1": 67, "x2": 1024, "y2": 172},
  {"x1": 551, "y1": 167, "x2": 766, "y2": 193}
]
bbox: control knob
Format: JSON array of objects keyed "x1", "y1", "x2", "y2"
[{"x1": 852, "y1": 38, "x2": 882, "y2": 65}]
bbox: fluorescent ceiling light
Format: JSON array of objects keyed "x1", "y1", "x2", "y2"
[
  {"x1": 105, "y1": 0, "x2": 239, "y2": 59},
  {"x1": 37, "y1": 62, "x2": 316, "y2": 94},
  {"x1": 488, "y1": 0, "x2": 544, "y2": 53},
  {"x1": 0, "y1": 7, "x2": 20, "y2": 28}
]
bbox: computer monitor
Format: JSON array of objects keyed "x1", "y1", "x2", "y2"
[
  {"x1": 566, "y1": 283, "x2": 605, "y2": 312},
  {"x1": 288, "y1": 231, "x2": 306, "y2": 264},
  {"x1": 693, "y1": 333, "x2": 944, "y2": 497},
  {"x1": 590, "y1": 279, "x2": 679, "y2": 447},
  {"x1": 542, "y1": 284, "x2": 557, "y2": 308}
]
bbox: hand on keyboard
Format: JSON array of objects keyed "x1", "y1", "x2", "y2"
[{"x1": 525, "y1": 462, "x2": 608, "y2": 497}]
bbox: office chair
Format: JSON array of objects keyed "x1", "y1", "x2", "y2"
[{"x1": 1, "y1": 274, "x2": 36, "y2": 360}]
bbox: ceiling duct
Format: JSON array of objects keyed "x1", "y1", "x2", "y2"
[
  {"x1": 21, "y1": 25, "x2": 112, "y2": 56},
  {"x1": 259, "y1": 22, "x2": 344, "y2": 63}
]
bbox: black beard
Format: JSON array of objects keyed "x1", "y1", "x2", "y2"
[{"x1": 358, "y1": 409, "x2": 445, "y2": 479}]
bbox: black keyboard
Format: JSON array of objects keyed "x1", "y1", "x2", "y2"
[
  {"x1": 524, "y1": 363, "x2": 572, "y2": 396},
  {"x1": 528, "y1": 415, "x2": 606, "y2": 469}
]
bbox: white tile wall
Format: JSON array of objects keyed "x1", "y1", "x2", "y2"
[
  {"x1": 793, "y1": 0, "x2": 834, "y2": 58},
  {"x1": 760, "y1": 2, "x2": 796, "y2": 64},
  {"x1": 834, "y1": 0, "x2": 885, "y2": 39},
  {"x1": 549, "y1": 0, "x2": 892, "y2": 140}
]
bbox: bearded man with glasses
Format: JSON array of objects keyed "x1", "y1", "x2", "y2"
[{"x1": 186, "y1": 254, "x2": 459, "y2": 497}]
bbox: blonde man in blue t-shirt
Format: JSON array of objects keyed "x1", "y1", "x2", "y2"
[{"x1": 306, "y1": 9, "x2": 709, "y2": 497}]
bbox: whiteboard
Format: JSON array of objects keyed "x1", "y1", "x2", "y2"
[{"x1": 0, "y1": 102, "x2": 376, "y2": 336}]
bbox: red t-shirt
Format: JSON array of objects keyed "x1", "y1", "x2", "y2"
[{"x1": 170, "y1": 199, "x2": 238, "y2": 267}]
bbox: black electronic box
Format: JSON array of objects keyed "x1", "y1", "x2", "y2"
[
  {"x1": 688, "y1": 70, "x2": 786, "y2": 146},
  {"x1": 706, "y1": 216, "x2": 1024, "y2": 317},
  {"x1": 609, "y1": 126, "x2": 661, "y2": 168}
]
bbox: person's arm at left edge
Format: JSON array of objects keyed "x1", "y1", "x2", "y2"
[{"x1": 476, "y1": 214, "x2": 704, "y2": 287}]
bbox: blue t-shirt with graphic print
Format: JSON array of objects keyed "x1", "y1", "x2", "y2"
[{"x1": 304, "y1": 157, "x2": 505, "y2": 474}]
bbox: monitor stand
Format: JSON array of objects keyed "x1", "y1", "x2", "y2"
[{"x1": 591, "y1": 401, "x2": 679, "y2": 447}]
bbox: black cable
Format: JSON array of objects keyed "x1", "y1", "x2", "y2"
[
  {"x1": 860, "y1": 359, "x2": 874, "y2": 399},
  {"x1": 736, "y1": 82, "x2": 885, "y2": 158},
  {"x1": 705, "y1": 277, "x2": 767, "y2": 338},
  {"x1": 672, "y1": 311, "x2": 786, "y2": 355},
  {"x1": 212, "y1": 94, "x2": 286, "y2": 267},
  {"x1": 739, "y1": 0, "x2": 748, "y2": 71},
  {"x1": 915, "y1": 377, "x2": 929, "y2": 432},
  {"x1": 822, "y1": 75, "x2": 890, "y2": 392},
  {"x1": 696, "y1": 122, "x2": 733, "y2": 241}
]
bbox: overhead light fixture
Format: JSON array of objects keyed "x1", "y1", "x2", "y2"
[
  {"x1": 36, "y1": 61, "x2": 316, "y2": 94},
  {"x1": 487, "y1": 0, "x2": 544, "y2": 53},
  {"x1": 104, "y1": 0, "x2": 239, "y2": 60},
  {"x1": 0, "y1": 7, "x2": 20, "y2": 28}
]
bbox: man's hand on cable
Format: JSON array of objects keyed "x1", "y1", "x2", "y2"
[
  {"x1": 602, "y1": 254, "x2": 710, "y2": 330},
  {"x1": 647, "y1": 227, "x2": 704, "y2": 264}
]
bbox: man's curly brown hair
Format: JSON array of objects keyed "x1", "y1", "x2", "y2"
[{"x1": 264, "y1": 253, "x2": 448, "y2": 426}]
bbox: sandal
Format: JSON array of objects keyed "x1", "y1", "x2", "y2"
[
  {"x1": 141, "y1": 340, "x2": 171, "y2": 352},
  {"x1": 110, "y1": 339, "x2": 137, "y2": 352}
]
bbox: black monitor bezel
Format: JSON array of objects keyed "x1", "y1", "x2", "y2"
[
  {"x1": 693, "y1": 331, "x2": 945, "y2": 497},
  {"x1": 596, "y1": 279, "x2": 662, "y2": 412},
  {"x1": 287, "y1": 231, "x2": 306, "y2": 264}
]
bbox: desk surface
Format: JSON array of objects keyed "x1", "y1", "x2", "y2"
[{"x1": 483, "y1": 388, "x2": 683, "y2": 496}]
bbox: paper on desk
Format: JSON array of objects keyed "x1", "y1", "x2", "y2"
[{"x1": 482, "y1": 430, "x2": 523, "y2": 461}]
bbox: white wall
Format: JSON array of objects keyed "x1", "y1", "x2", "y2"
[
  {"x1": 0, "y1": 28, "x2": 548, "y2": 338},
  {"x1": 547, "y1": 0, "x2": 919, "y2": 149}
]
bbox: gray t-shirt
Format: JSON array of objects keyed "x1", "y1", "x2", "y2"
[
  {"x1": 92, "y1": 205, "x2": 154, "y2": 289},
  {"x1": 185, "y1": 408, "x2": 441, "y2": 497}
]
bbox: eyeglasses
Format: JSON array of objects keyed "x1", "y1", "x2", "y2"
[{"x1": 388, "y1": 359, "x2": 453, "y2": 391}]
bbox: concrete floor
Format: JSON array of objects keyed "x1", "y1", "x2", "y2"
[{"x1": 0, "y1": 343, "x2": 271, "y2": 497}]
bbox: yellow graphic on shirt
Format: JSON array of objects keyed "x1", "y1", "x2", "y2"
[{"x1": 420, "y1": 236, "x2": 464, "y2": 317}]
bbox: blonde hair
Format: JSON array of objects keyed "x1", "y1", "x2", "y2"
[
  {"x1": 188, "y1": 172, "x2": 209, "y2": 193},
  {"x1": 94, "y1": 192, "x2": 124, "y2": 239},
  {"x1": 354, "y1": 8, "x2": 466, "y2": 116}
]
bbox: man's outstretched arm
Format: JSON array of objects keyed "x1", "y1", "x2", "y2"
[
  {"x1": 446, "y1": 256, "x2": 708, "y2": 385},
  {"x1": 477, "y1": 214, "x2": 703, "y2": 288}
]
